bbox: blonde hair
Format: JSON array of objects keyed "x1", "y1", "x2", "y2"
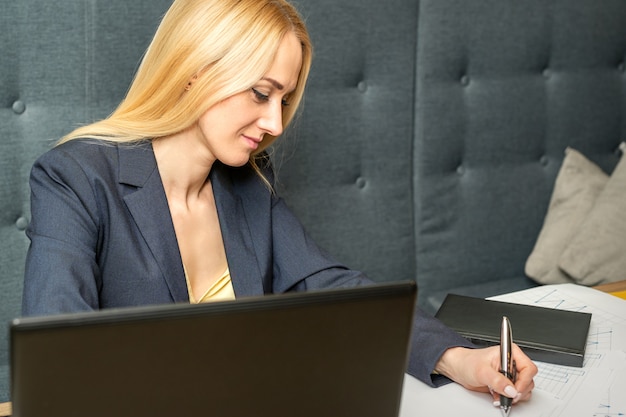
[{"x1": 60, "y1": 0, "x2": 312, "y2": 161}]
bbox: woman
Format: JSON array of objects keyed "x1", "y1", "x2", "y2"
[{"x1": 23, "y1": 0, "x2": 536, "y2": 407}]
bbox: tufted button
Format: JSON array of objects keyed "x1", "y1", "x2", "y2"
[
  {"x1": 460, "y1": 75, "x2": 470, "y2": 86},
  {"x1": 357, "y1": 81, "x2": 368, "y2": 93},
  {"x1": 12, "y1": 100, "x2": 26, "y2": 114},
  {"x1": 456, "y1": 165, "x2": 465, "y2": 175},
  {"x1": 619, "y1": 62, "x2": 626, "y2": 73},
  {"x1": 542, "y1": 68, "x2": 551, "y2": 78},
  {"x1": 539, "y1": 155, "x2": 549, "y2": 166},
  {"x1": 355, "y1": 177, "x2": 367, "y2": 189},
  {"x1": 15, "y1": 216, "x2": 29, "y2": 231}
]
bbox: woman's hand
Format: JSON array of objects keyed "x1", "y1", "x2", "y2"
[{"x1": 434, "y1": 344, "x2": 537, "y2": 405}]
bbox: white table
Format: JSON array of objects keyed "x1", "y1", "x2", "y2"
[{"x1": 400, "y1": 284, "x2": 626, "y2": 417}]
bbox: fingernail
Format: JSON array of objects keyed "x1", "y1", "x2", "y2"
[
  {"x1": 493, "y1": 400, "x2": 501, "y2": 407},
  {"x1": 504, "y1": 385, "x2": 518, "y2": 398}
]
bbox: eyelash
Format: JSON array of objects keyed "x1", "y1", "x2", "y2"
[{"x1": 252, "y1": 88, "x2": 290, "y2": 107}]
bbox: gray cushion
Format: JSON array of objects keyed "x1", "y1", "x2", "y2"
[
  {"x1": 525, "y1": 148, "x2": 608, "y2": 284},
  {"x1": 559, "y1": 144, "x2": 626, "y2": 285}
]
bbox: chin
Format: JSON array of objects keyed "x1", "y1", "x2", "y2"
[{"x1": 220, "y1": 156, "x2": 252, "y2": 168}]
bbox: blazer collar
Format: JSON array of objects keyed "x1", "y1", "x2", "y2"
[
  {"x1": 118, "y1": 142, "x2": 265, "y2": 301},
  {"x1": 118, "y1": 142, "x2": 189, "y2": 302},
  {"x1": 210, "y1": 164, "x2": 265, "y2": 298}
]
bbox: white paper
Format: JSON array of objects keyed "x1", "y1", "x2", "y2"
[{"x1": 399, "y1": 284, "x2": 626, "y2": 417}]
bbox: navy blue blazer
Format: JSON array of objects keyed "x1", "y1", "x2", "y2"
[{"x1": 23, "y1": 139, "x2": 472, "y2": 386}]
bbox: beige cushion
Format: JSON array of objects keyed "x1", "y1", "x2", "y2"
[
  {"x1": 559, "y1": 144, "x2": 626, "y2": 285},
  {"x1": 525, "y1": 148, "x2": 608, "y2": 284}
]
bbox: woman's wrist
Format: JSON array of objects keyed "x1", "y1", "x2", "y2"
[{"x1": 434, "y1": 346, "x2": 464, "y2": 381}]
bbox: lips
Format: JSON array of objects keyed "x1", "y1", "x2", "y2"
[{"x1": 243, "y1": 135, "x2": 262, "y2": 150}]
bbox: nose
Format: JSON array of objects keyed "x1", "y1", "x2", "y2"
[{"x1": 258, "y1": 102, "x2": 284, "y2": 137}]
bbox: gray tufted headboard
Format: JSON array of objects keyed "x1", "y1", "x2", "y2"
[
  {"x1": 411, "y1": 0, "x2": 625, "y2": 310},
  {"x1": 277, "y1": 0, "x2": 626, "y2": 312},
  {"x1": 2, "y1": 0, "x2": 626, "y2": 403},
  {"x1": 0, "y1": 0, "x2": 173, "y2": 402},
  {"x1": 273, "y1": 0, "x2": 419, "y2": 298}
]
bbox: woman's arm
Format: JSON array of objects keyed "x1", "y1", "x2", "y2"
[
  {"x1": 23, "y1": 147, "x2": 102, "y2": 316},
  {"x1": 264, "y1": 178, "x2": 476, "y2": 385}
]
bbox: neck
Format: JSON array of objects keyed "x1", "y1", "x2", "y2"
[{"x1": 152, "y1": 131, "x2": 215, "y2": 202}]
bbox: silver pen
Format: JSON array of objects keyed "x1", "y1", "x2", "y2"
[{"x1": 500, "y1": 316, "x2": 515, "y2": 417}]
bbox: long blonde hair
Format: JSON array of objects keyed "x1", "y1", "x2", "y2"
[{"x1": 60, "y1": 0, "x2": 312, "y2": 160}]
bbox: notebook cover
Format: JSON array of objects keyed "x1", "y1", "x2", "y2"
[{"x1": 435, "y1": 294, "x2": 591, "y2": 367}]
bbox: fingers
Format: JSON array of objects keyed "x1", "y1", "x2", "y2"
[
  {"x1": 490, "y1": 387, "x2": 533, "y2": 407},
  {"x1": 510, "y1": 344, "x2": 538, "y2": 402},
  {"x1": 489, "y1": 344, "x2": 537, "y2": 404},
  {"x1": 490, "y1": 370, "x2": 520, "y2": 399},
  {"x1": 488, "y1": 385, "x2": 500, "y2": 407},
  {"x1": 437, "y1": 344, "x2": 538, "y2": 405}
]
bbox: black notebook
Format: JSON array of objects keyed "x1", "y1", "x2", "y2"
[{"x1": 435, "y1": 294, "x2": 591, "y2": 367}]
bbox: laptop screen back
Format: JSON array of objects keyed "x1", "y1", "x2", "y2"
[{"x1": 11, "y1": 282, "x2": 416, "y2": 417}]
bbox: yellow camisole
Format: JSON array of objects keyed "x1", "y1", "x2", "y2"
[{"x1": 184, "y1": 266, "x2": 236, "y2": 304}]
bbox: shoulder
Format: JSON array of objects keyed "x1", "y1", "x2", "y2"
[
  {"x1": 35, "y1": 139, "x2": 117, "y2": 171},
  {"x1": 33, "y1": 139, "x2": 153, "y2": 177},
  {"x1": 47, "y1": 138, "x2": 120, "y2": 157}
]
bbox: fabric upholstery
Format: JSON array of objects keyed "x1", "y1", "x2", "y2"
[
  {"x1": 412, "y1": 0, "x2": 625, "y2": 312},
  {"x1": 0, "y1": 0, "x2": 173, "y2": 402},
  {"x1": 274, "y1": 0, "x2": 418, "y2": 286}
]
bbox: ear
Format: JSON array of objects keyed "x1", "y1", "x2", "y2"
[{"x1": 185, "y1": 74, "x2": 199, "y2": 91}]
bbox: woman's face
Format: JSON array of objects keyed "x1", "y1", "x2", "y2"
[{"x1": 195, "y1": 31, "x2": 303, "y2": 167}]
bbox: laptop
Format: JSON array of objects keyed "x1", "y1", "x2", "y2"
[{"x1": 10, "y1": 281, "x2": 416, "y2": 417}]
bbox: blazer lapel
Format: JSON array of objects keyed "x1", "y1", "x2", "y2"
[
  {"x1": 118, "y1": 143, "x2": 189, "y2": 303},
  {"x1": 211, "y1": 165, "x2": 265, "y2": 297}
]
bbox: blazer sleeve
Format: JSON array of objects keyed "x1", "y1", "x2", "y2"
[
  {"x1": 23, "y1": 147, "x2": 102, "y2": 315},
  {"x1": 259, "y1": 162, "x2": 476, "y2": 387}
]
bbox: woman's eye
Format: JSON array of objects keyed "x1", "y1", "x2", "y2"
[
  {"x1": 252, "y1": 88, "x2": 269, "y2": 102},
  {"x1": 252, "y1": 88, "x2": 290, "y2": 107}
]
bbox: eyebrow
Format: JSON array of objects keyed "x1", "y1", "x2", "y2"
[{"x1": 261, "y1": 77, "x2": 285, "y2": 90}]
